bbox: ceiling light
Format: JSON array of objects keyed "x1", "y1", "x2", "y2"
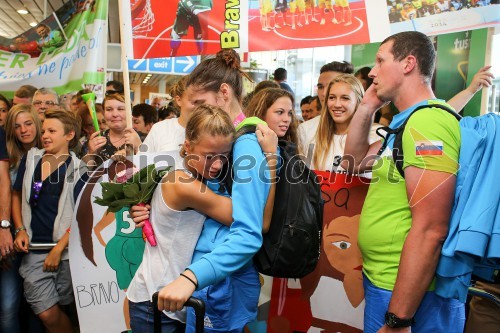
[
  {"x1": 29, "y1": 22, "x2": 37, "y2": 27},
  {"x1": 17, "y1": 9, "x2": 29, "y2": 15}
]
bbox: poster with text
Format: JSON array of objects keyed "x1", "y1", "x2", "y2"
[
  {"x1": 0, "y1": 0, "x2": 107, "y2": 98},
  {"x1": 128, "y1": 0, "x2": 371, "y2": 58},
  {"x1": 69, "y1": 153, "x2": 183, "y2": 332},
  {"x1": 266, "y1": 172, "x2": 370, "y2": 333}
]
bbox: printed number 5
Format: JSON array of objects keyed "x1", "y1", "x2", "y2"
[{"x1": 121, "y1": 211, "x2": 136, "y2": 235}]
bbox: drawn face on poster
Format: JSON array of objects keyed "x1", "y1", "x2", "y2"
[{"x1": 266, "y1": 172, "x2": 369, "y2": 333}]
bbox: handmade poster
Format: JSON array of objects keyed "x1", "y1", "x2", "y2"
[
  {"x1": 69, "y1": 152, "x2": 182, "y2": 332},
  {"x1": 266, "y1": 171, "x2": 370, "y2": 333}
]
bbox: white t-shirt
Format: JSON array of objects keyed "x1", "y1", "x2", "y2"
[
  {"x1": 298, "y1": 116, "x2": 382, "y2": 171},
  {"x1": 141, "y1": 118, "x2": 185, "y2": 153},
  {"x1": 298, "y1": 115, "x2": 321, "y2": 158},
  {"x1": 127, "y1": 176, "x2": 206, "y2": 323}
]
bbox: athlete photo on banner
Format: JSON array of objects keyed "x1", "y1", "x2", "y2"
[
  {"x1": 129, "y1": 0, "x2": 371, "y2": 59},
  {"x1": 248, "y1": 0, "x2": 370, "y2": 52},
  {"x1": 130, "y1": 0, "x2": 230, "y2": 58},
  {"x1": 388, "y1": 0, "x2": 500, "y2": 36},
  {"x1": 0, "y1": 0, "x2": 108, "y2": 98}
]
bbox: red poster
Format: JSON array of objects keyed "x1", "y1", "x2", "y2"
[
  {"x1": 248, "y1": 0, "x2": 370, "y2": 53},
  {"x1": 267, "y1": 171, "x2": 370, "y2": 333},
  {"x1": 129, "y1": 0, "x2": 370, "y2": 58}
]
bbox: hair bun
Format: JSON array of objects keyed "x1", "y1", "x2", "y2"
[{"x1": 217, "y1": 49, "x2": 241, "y2": 70}]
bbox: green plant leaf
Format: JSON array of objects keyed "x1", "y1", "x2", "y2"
[
  {"x1": 123, "y1": 183, "x2": 140, "y2": 199},
  {"x1": 94, "y1": 164, "x2": 172, "y2": 212}
]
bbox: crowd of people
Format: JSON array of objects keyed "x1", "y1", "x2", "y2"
[
  {"x1": 387, "y1": 0, "x2": 498, "y2": 23},
  {"x1": 0, "y1": 30, "x2": 497, "y2": 333}
]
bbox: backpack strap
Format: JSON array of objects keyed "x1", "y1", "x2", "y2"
[
  {"x1": 218, "y1": 122, "x2": 260, "y2": 195},
  {"x1": 380, "y1": 104, "x2": 461, "y2": 179}
]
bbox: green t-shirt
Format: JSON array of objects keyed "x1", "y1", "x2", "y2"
[{"x1": 358, "y1": 103, "x2": 460, "y2": 291}]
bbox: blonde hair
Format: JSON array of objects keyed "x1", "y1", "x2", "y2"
[
  {"x1": 245, "y1": 88, "x2": 299, "y2": 145},
  {"x1": 169, "y1": 76, "x2": 188, "y2": 108},
  {"x1": 103, "y1": 92, "x2": 125, "y2": 109},
  {"x1": 180, "y1": 104, "x2": 235, "y2": 157},
  {"x1": 312, "y1": 74, "x2": 364, "y2": 170},
  {"x1": 5, "y1": 104, "x2": 43, "y2": 169}
]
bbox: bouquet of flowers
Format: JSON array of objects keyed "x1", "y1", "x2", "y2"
[{"x1": 94, "y1": 164, "x2": 170, "y2": 246}]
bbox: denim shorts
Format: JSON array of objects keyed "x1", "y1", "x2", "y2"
[
  {"x1": 363, "y1": 275, "x2": 465, "y2": 333},
  {"x1": 129, "y1": 300, "x2": 186, "y2": 333},
  {"x1": 185, "y1": 264, "x2": 260, "y2": 333}
]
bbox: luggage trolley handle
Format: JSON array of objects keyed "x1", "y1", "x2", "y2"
[{"x1": 152, "y1": 292, "x2": 205, "y2": 333}]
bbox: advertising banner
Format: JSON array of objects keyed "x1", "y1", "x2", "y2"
[
  {"x1": 0, "y1": 0, "x2": 108, "y2": 98},
  {"x1": 127, "y1": 0, "x2": 498, "y2": 59},
  {"x1": 128, "y1": 0, "x2": 371, "y2": 58}
]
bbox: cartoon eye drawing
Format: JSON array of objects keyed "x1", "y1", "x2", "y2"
[{"x1": 332, "y1": 241, "x2": 351, "y2": 250}]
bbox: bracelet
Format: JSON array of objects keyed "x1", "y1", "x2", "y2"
[
  {"x1": 263, "y1": 152, "x2": 277, "y2": 156},
  {"x1": 14, "y1": 226, "x2": 25, "y2": 237},
  {"x1": 180, "y1": 273, "x2": 198, "y2": 289}
]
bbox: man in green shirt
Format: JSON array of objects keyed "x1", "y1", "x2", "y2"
[{"x1": 342, "y1": 31, "x2": 464, "y2": 333}]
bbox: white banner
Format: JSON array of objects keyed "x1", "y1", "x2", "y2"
[{"x1": 0, "y1": 0, "x2": 108, "y2": 98}]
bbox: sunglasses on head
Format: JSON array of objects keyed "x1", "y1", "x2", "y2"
[{"x1": 105, "y1": 90, "x2": 124, "y2": 96}]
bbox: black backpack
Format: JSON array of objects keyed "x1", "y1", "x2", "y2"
[
  {"x1": 220, "y1": 127, "x2": 324, "y2": 278},
  {"x1": 376, "y1": 104, "x2": 462, "y2": 178}
]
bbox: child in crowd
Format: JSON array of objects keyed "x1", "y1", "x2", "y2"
[
  {"x1": 12, "y1": 110, "x2": 87, "y2": 333},
  {"x1": 127, "y1": 104, "x2": 277, "y2": 332}
]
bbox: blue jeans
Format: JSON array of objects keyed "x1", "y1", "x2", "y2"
[
  {"x1": 129, "y1": 300, "x2": 186, "y2": 333},
  {"x1": 363, "y1": 276, "x2": 465, "y2": 333},
  {"x1": 0, "y1": 254, "x2": 23, "y2": 333}
]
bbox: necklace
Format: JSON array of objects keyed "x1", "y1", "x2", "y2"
[{"x1": 109, "y1": 133, "x2": 125, "y2": 146}]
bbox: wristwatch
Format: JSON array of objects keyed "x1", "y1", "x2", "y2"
[
  {"x1": 0, "y1": 220, "x2": 11, "y2": 229},
  {"x1": 385, "y1": 312, "x2": 414, "y2": 328}
]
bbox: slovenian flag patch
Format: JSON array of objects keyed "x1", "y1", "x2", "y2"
[{"x1": 415, "y1": 140, "x2": 443, "y2": 156}]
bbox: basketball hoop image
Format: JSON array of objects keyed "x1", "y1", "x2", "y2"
[{"x1": 131, "y1": 0, "x2": 155, "y2": 36}]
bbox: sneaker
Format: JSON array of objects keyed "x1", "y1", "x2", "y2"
[
  {"x1": 262, "y1": 28, "x2": 270, "y2": 31},
  {"x1": 292, "y1": 25, "x2": 296, "y2": 29},
  {"x1": 312, "y1": 17, "x2": 319, "y2": 22},
  {"x1": 320, "y1": 18, "x2": 325, "y2": 25},
  {"x1": 297, "y1": 22, "x2": 303, "y2": 27},
  {"x1": 344, "y1": 21, "x2": 352, "y2": 26},
  {"x1": 332, "y1": 18, "x2": 339, "y2": 24},
  {"x1": 275, "y1": 24, "x2": 281, "y2": 29}
]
